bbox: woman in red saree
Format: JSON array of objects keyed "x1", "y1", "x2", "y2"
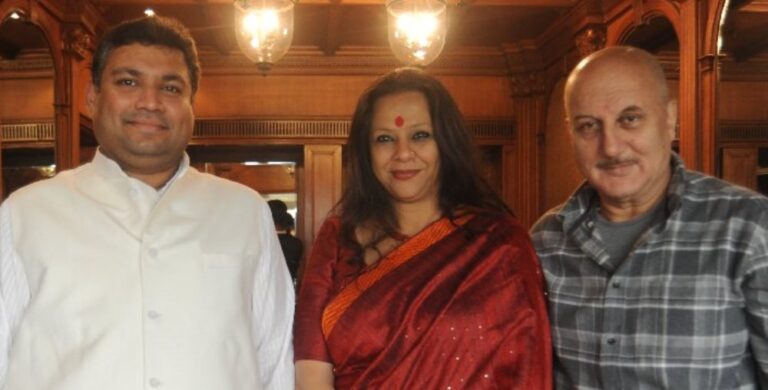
[{"x1": 294, "y1": 68, "x2": 551, "y2": 389}]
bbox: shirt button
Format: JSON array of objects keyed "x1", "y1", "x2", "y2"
[
  {"x1": 147, "y1": 248, "x2": 158, "y2": 258},
  {"x1": 128, "y1": 188, "x2": 138, "y2": 197},
  {"x1": 147, "y1": 310, "x2": 160, "y2": 320},
  {"x1": 607, "y1": 338, "x2": 617, "y2": 345},
  {"x1": 612, "y1": 281, "x2": 621, "y2": 288},
  {"x1": 149, "y1": 377, "x2": 161, "y2": 387}
]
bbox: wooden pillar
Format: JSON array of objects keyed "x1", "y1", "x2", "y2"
[
  {"x1": 699, "y1": 52, "x2": 718, "y2": 175},
  {"x1": 56, "y1": 24, "x2": 92, "y2": 171},
  {"x1": 508, "y1": 95, "x2": 545, "y2": 227},
  {"x1": 301, "y1": 144, "x2": 343, "y2": 248},
  {"x1": 677, "y1": 0, "x2": 717, "y2": 174},
  {"x1": 702, "y1": 0, "x2": 727, "y2": 176},
  {"x1": 677, "y1": 0, "x2": 699, "y2": 170}
]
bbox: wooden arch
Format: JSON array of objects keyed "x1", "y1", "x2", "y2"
[
  {"x1": 608, "y1": 1, "x2": 681, "y2": 46},
  {"x1": 0, "y1": 0, "x2": 65, "y2": 200}
]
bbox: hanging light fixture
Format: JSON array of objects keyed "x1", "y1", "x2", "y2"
[
  {"x1": 386, "y1": 0, "x2": 447, "y2": 67},
  {"x1": 234, "y1": 0, "x2": 295, "y2": 73}
]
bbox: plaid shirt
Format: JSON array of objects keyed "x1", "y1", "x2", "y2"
[{"x1": 532, "y1": 154, "x2": 768, "y2": 390}]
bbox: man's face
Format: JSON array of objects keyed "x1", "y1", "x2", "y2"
[
  {"x1": 566, "y1": 61, "x2": 677, "y2": 211},
  {"x1": 87, "y1": 43, "x2": 194, "y2": 176}
]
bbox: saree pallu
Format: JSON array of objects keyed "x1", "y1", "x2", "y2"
[{"x1": 294, "y1": 212, "x2": 551, "y2": 389}]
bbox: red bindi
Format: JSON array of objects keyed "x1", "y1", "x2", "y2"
[{"x1": 394, "y1": 116, "x2": 404, "y2": 128}]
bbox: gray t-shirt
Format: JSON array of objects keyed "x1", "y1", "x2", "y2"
[{"x1": 595, "y1": 201, "x2": 666, "y2": 270}]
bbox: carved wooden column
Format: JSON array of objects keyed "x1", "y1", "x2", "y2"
[
  {"x1": 575, "y1": 24, "x2": 607, "y2": 58},
  {"x1": 701, "y1": 0, "x2": 725, "y2": 176},
  {"x1": 301, "y1": 144, "x2": 343, "y2": 248},
  {"x1": 676, "y1": 0, "x2": 716, "y2": 173},
  {"x1": 506, "y1": 71, "x2": 547, "y2": 227},
  {"x1": 59, "y1": 23, "x2": 92, "y2": 170},
  {"x1": 699, "y1": 52, "x2": 718, "y2": 175}
]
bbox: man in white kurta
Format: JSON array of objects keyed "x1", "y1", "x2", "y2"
[{"x1": 0, "y1": 16, "x2": 294, "y2": 390}]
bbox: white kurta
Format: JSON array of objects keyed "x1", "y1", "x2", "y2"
[{"x1": 0, "y1": 151, "x2": 295, "y2": 390}]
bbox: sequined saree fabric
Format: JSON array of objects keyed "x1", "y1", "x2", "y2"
[{"x1": 294, "y1": 212, "x2": 552, "y2": 389}]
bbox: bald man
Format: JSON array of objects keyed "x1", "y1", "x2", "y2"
[{"x1": 532, "y1": 46, "x2": 768, "y2": 389}]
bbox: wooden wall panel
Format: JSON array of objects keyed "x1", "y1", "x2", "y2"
[
  {"x1": 208, "y1": 164, "x2": 297, "y2": 194},
  {"x1": 0, "y1": 78, "x2": 54, "y2": 121},
  {"x1": 722, "y1": 147, "x2": 757, "y2": 189},
  {"x1": 720, "y1": 81, "x2": 768, "y2": 122},
  {"x1": 193, "y1": 73, "x2": 513, "y2": 118},
  {"x1": 194, "y1": 75, "x2": 371, "y2": 118},
  {"x1": 302, "y1": 144, "x2": 342, "y2": 249},
  {"x1": 508, "y1": 95, "x2": 545, "y2": 227},
  {"x1": 541, "y1": 77, "x2": 583, "y2": 212},
  {"x1": 435, "y1": 76, "x2": 514, "y2": 117}
]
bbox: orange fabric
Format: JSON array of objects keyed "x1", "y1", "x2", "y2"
[{"x1": 321, "y1": 216, "x2": 468, "y2": 338}]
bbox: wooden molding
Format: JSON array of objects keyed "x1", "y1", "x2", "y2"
[
  {"x1": 192, "y1": 117, "x2": 515, "y2": 143},
  {"x1": 194, "y1": 118, "x2": 349, "y2": 140},
  {"x1": 507, "y1": 70, "x2": 549, "y2": 97},
  {"x1": 720, "y1": 54, "x2": 768, "y2": 81},
  {"x1": 720, "y1": 121, "x2": 768, "y2": 141},
  {"x1": 1, "y1": 118, "x2": 515, "y2": 147},
  {"x1": 574, "y1": 23, "x2": 607, "y2": 58},
  {"x1": 62, "y1": 24, "x2": 93, "y2": 60},
  {"x1": 0, "y1": 50, "x2": 54, "y2": 73},
  {"x1": 0, "y1": 121, "x2": 55, "y2": 143}
]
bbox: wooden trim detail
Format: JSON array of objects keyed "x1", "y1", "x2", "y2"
[
  {"x1": 192, "y1": 118, "x2": 516, "y2": 141},
  {"x1": 2, "y1": 118, "x2": 516, "y2": 145},
  {"x1": 0, "y1": 121, "x2": 55, "y2": 143},
  {"x1": 720, "y1": 121, "x2": 768, "y2": 141}
]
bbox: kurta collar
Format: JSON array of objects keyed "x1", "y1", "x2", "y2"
[
  {"x1": 91, "y1": 149, "x2": 191, "y2": 195},
  {"x1": 79, "y1": 149, "x2": 192, "y2": 239}
]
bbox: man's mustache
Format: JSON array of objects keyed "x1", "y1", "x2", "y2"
[
  {"x1": 596, "y1": 158, "x2": 638, "y2": 169},
  {"x1": 122, "y1": 113, "x2": 170, "y2": 129}
]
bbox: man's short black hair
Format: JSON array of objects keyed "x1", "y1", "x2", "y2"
[{"x1": 91, "y1": 16, "x2": 201, "y2": 97}]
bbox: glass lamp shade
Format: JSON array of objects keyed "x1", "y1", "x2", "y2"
[
  {"x1": 386, "y1": 0, "x2": 447, "y2": 67},
  {"x1": 234, "y1": 0, "x2": 295, "y2": 73}
]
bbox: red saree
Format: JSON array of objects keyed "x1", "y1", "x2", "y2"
[{"x1": 294, "y1": 212, "x2": 551, "y2": 389}]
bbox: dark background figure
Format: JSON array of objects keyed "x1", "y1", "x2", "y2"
[{"x1": 268, "y1": 199, "x2": 303, "y2": 283}]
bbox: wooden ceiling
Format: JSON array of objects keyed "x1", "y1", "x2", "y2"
[
  {"x1": 1, "y1": 0, "x2": 766, "y2": 73},
  {"x1": 89, "y1": 0, "x2": 575, "y2": 56}
]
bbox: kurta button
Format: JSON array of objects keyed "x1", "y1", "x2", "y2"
[
  {"x1": 149, "y1": 377, "x2": 161, "y2": 387},
  {"x1": 147, "y1": 248, "x2": 158, "y2": 258},
  {"x1": 607, "y1": 338, "x2": 617, "y2": 345},
  {"x1": 147, "y1": 310, "x2": 160, "y2": 320}
]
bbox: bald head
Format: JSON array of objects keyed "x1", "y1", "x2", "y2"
[
  {"x1": 565, "y1": 46, "x2": 670, "y2": 114},
  {"x1": 563, "y1": 45, "x2": 678, "y2": 221}
]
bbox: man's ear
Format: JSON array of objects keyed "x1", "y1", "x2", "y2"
[
  {"x1": 564, "y1": 115, "x2": 575, "y2": 140},
  {"x1": 85, "y1": 83, "x2": 98, "y2": 115},
  {"x1": 666, "y1": 99, "x2": 678, "y2": 140}
]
